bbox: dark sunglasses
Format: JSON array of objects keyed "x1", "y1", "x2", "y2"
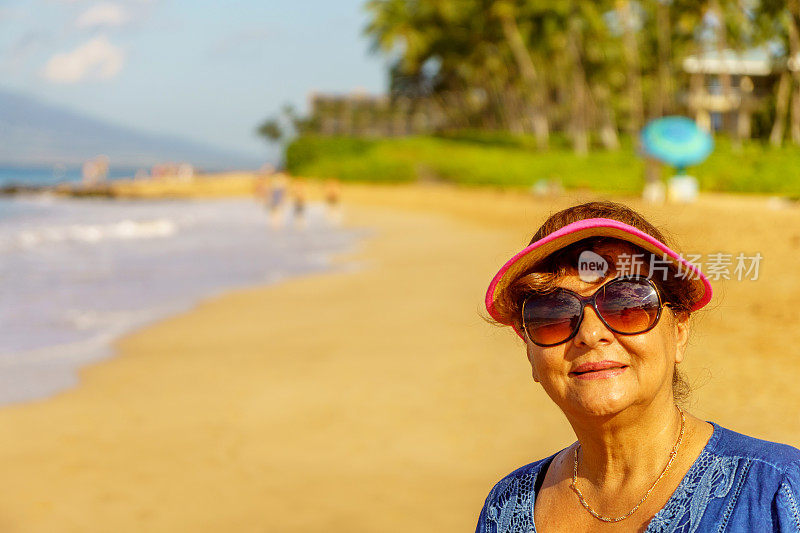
[{"x1": 521, "y1": 276, "x2": 668, "y2": 347}]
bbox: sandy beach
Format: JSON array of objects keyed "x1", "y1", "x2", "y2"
[{"x1": 1, "y1": 182, "x2": 800, "y2": 532}]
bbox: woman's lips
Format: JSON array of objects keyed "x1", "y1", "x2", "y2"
[{"x1": 569, "y1": 366, "x2": 628, "y2": 380}]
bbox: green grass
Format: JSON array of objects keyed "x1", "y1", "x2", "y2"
[{"x1": 285, "y1": 133, "x2": 800, "y2": 196}]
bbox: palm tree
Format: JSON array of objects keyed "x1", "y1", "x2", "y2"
[
  {"x1": 756, "y1": 0, "x2": 798, "y2": 145},
  {"x1": 617, "y1": 0, "x2": 645, "y2": 135},
  {"x1": 491, "y1": 0, "x2": 550, "y2": 148}
]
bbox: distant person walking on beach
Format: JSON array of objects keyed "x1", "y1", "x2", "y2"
[
  {"x1": 290, "y1": 178, "x2": 308, "y2": 229},
  {"x1": 81, "y1": 155, "x2": 109, "y2": 186},
  {"x1": 324, "y1": 178, "x2": 342, "y2": 225},
  {"x1": 259, "y1": 163, "x2": 275, "y2": 176},
  {"x1": 266, "y1": 174, "x2": 289, "y2": 229}
]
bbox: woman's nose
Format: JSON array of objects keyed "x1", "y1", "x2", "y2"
[{"x1": 573, "y1": 305, "x2": 614, "y2": 346}]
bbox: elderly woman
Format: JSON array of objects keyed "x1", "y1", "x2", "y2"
[{"x1": 476, "y1": 202, "x2": 800, "y2": 532}]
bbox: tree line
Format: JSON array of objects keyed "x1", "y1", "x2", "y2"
[{"x1": 260, "y1": 1, "x2": 800, "y2": 153}]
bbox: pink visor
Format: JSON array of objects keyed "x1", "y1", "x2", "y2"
[{"x1": 485, "y1": 218, "x2": 713, "y2": 339}]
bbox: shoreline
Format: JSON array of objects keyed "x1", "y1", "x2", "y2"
[
  {"x1": 0, "y1": 172, "x2": 263, "y2": 198},
  {"x1": 0, "y1": 193, "x2": 366, "y2": 408},
  {"x1": 0, "y1": 182, "x2": 798, "y2": 531}
]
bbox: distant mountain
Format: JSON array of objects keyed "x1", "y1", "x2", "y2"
[{"x1": 0, "y1": 88, "x2": 263, "y2": 170}]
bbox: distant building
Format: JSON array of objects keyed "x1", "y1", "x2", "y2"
[{"x1": 682, "y1": 47, "x2": 782, "y2": 138}]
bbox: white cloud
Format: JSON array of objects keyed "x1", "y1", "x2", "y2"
[
  {"x1": 75, "y1": 3, "x2": 130, "y2": 29},
  {"x1": 41, "y1": 36, "x2": 124, "y2": 83}
]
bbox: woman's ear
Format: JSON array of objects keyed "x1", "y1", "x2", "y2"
[
  {"x1": 673, "y1": 310, "x2": 690, "y2": 364},
  {"x1": 526, "y1": 343, "x2": 540, "y2": 382}
]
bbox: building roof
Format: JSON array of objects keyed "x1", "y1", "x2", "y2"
[{"x1": 683, "y1": 47, "x2": 780, "y2": 76}]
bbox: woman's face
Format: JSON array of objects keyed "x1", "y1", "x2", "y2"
[{"x1": 523, "y1": 244, "x2": 690, "y2": 418}]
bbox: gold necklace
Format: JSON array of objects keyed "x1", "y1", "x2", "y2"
[{"x1": 570, "y1": 405, "x2": 686, "y2": 523}]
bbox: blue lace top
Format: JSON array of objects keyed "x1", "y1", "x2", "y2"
[{"x1": 475, "y1": 421, "x2": 800, "y2": 532}]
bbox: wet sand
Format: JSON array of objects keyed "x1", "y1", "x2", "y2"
[{"x1": 1, "y1": 183, "x2": 799, "y2": 532}]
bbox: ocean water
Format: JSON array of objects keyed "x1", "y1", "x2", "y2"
[
  {"x1": 0, "y1": 190, "x2": 368, "y2": 405},
  {"x1": 0, "y1": 165, "x2": 137, "y2": 187}
]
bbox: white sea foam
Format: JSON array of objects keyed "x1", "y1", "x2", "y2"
[
  {"x1": 10, "y1": 218, "x2": 177, "y2": 250},
  {"x1": 0, "y1": 195, "x2": 371, "y2": 406}
]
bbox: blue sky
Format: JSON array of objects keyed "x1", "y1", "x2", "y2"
[{"x1": 0, "y1": 0, "x2": 388, "y2": 162}]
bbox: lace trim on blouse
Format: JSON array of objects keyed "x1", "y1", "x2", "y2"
[{"x1": 482, "y1": 449, "x2": 741, "y2": 533}]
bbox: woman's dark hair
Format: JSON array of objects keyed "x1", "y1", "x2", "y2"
[{"x1": 491, "y1": 201, "x2": 697, "y2": 405}]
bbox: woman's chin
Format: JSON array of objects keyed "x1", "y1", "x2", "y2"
[{"x1": 566, "y1": 392, "x2": 630, "y2": 417}]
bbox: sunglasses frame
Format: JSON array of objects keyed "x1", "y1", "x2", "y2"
[{"x1": 521, "y1": 275, "x2": 668, "y2": 347}]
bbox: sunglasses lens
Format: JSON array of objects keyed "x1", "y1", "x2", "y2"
[
  {"x1": 523, "y1": 291, "x2": 583, "y2": 346},
  {"x1": 596, "y1": 279, "x2": 661, "y2": 334}
]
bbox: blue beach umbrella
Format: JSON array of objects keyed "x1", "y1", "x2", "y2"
[{"x1": 640, "y1": 116, "x2": 713, "y2": 171}]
